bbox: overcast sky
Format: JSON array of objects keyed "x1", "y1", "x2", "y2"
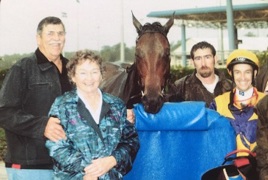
[{"x1": 0, "y1": 0, "x2": 266, "y2": 56}]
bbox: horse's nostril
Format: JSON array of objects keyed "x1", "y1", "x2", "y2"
[
  {"x1": 142, "y1": 95, "x2": 164, "y2": 114},
  {"x1": 144, "y1": 104, "x2": 162, "y2": 114}
]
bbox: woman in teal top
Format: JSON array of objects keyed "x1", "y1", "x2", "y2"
[{"x1": 46, "y1": 50, "x2": 140, "y2": 180}]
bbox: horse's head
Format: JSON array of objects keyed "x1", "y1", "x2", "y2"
[{"x1": 132, "y1": 12, "x2": 174, "y2": 114}]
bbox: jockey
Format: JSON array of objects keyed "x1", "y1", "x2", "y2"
[{"x1": 209, "y1": 49, "x2": 266, "y2": 153}]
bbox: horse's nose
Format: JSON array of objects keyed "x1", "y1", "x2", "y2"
[{"x1": 142, "y1": 94, "x2": 164, "y2": 114}]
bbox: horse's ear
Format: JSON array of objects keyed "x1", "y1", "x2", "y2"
[
  {"x1": 164, "y1": 12, "x2": 175, "y2": 34},
  {"x1": 132, "y1": 11, "x2": 142, "y2": 34}
]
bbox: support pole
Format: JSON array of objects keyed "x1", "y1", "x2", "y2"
[
  {"x1": 226, "y1": 0, "x2": 236, "y2": 52},
  {"x1": 219, "y1": 23, "x2": 225, "y2": 64},
  {"x1": 120, "y1": 0, "x2": 125, "y2": 62},
  {"x1": 181, "y1": 22, "x2": 186, "y2": 67}
]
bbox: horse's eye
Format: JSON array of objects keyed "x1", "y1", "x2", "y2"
[
  {"x1": 165, "y1": 49, "x2": 170, "y2": 56},
  {"x1": 163, "y1": 52, "x2": 170, "y2": 59},
  {"x1": 135, "y1": 54, "x2": 141, "y2": 60}
]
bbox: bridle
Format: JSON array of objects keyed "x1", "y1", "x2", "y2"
[{"x1": 134, "y1": 28, "x2": 171, "y2": 100}]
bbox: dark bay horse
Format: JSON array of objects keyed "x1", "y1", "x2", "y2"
[
  {"x1": 256, "y1": 62, "x2": 268, "y2": 93},
  {"x1": 101, "y1": 13, "x2": 174, "y2": 114}
]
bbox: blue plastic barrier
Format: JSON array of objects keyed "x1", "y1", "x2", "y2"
[{"x1": 124, "y1": 101, "x2": 236, "y2": 180}]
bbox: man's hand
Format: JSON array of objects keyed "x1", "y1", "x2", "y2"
[{"x1": 44, "y1": 117, "x2": 66, "y2": 142}]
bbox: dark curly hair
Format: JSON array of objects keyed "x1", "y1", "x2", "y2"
[{"x1": 190, "y1": 41, "x2": 216, "y2": 60}]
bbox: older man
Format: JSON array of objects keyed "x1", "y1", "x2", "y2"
[{"x1": 0, "y1": 16, "x2": 72, "y2": 180}]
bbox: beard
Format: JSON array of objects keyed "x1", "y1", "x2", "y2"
[{"x1": 198, "y1": 66, "x2": 213, "y2": 78}]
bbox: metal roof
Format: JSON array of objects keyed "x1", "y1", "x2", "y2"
[{"x1": 147, "y1": 3, "x2": 268, "y2": 29}]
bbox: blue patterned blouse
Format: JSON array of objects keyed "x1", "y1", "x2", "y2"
[{"x1": 46, "y1": 90, "x2": 140, "y2": 180}]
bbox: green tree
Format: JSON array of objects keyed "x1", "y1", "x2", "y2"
[
  {"x1": 100, "y1": 43, "x2": 135, "y2": 63},
  {"x1": 257, "y1": 50, "x2": 268, "y2": 66}
]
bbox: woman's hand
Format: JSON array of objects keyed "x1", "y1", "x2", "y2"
[
  {"x1": 83, "y1": 174, "x2": 98, "y2": 180},
  {"x1": 84, "y1": 156, "x2": 117, "y2": 178}
]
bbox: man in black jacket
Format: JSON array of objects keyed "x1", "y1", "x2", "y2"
[{"x1": 0, "y1": 16, "x2": 72, "y2": 180}]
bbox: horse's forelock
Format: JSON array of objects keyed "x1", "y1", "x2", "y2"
[{"x1": 139, "y1": 22, "x2": 168, "y2": 37}]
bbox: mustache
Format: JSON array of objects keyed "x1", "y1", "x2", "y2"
[{"x1": 201, "y1": 66, "x2": 209, "y2": 70}]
